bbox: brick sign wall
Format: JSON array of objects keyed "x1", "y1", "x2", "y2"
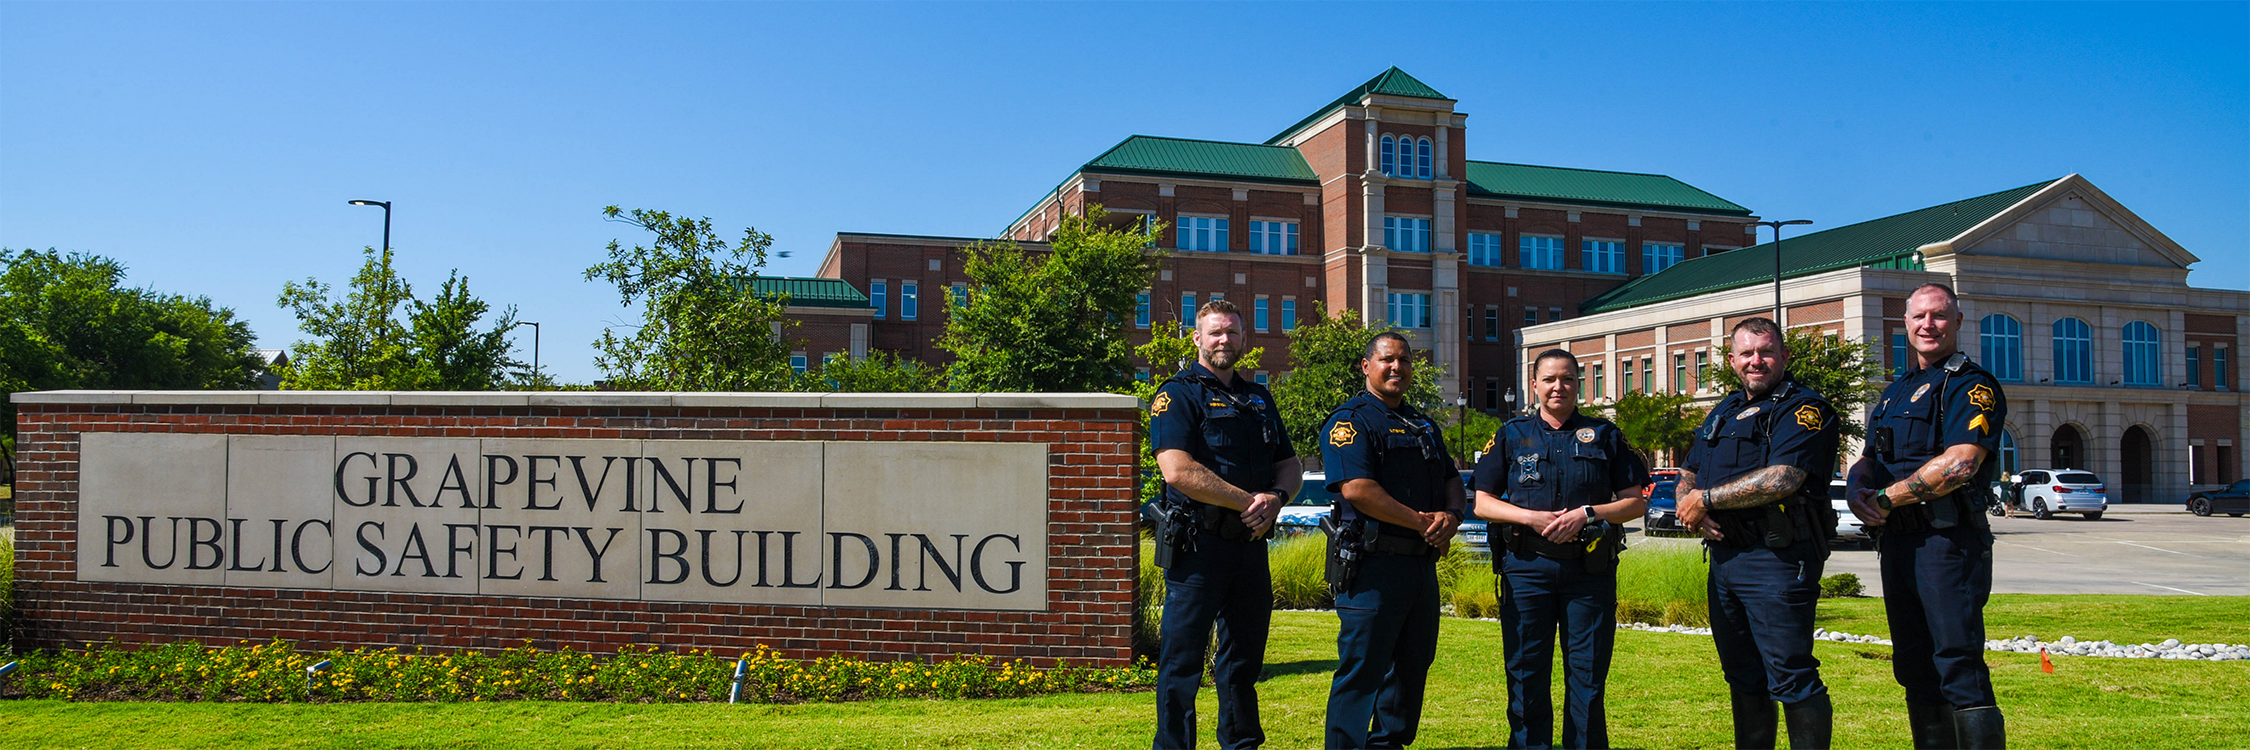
[{"x1": 9, "y1": 391, "x2": 1141, "y2": 666}]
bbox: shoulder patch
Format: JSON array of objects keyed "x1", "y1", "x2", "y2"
[
  {"x1": 1794, "y1": 403, "x2": 1825, "y2": 431},
  {"x1": 1967, "y1": 383, "x2": 1995, "y2": 412},
  {"x1": 1329, "y1": 421, "x2": 1357, "y2": 448},
  {"x1": 1150, "y1": 391, "x2": 1171, "y2": 416}
]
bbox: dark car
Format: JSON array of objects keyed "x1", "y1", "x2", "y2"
[
  {"x1": 1641, "y1": 481, "x2": 1684, "y2": 536},
  {"x1": 2188, "y1": 479, "x2": 2250, "y2": 517}
]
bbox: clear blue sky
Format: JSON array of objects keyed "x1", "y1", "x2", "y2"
[{"x1": 4, "y1": 2, "x2": 2243, "y2": 385}]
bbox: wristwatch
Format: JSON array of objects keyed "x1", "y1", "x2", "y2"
[
  {"x1": 1583, "y1": 505, "x2": 1600, "y2": 522},
  {"x1": 1874, "y1": 489, "x2": 1894, "y2": 511}
]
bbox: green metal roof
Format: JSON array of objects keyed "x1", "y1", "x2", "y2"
[
  {"x1": 1081, "y1": 136, "x2": 1319, "y2": 184},
  {"x1": 1465, "y1": 161, "x2": 1752, "y2": 216},
  {"x1": 738, "y1": 276, "x2": 872, "y2": 309},
  {"x1": 1267, "y1": 67, "x2": 1451, "y2": 145},
  {"x1": 1578, "y1": 179, "x2": 2059, "y2": 315}
]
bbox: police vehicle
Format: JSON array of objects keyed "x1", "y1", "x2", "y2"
[
  {"x1": 1640, "y1": 481, "x2": 1685, "y2": 537},
  {"x1": 2013, "y1": 469, "x2": 2110, "y2": 520}
]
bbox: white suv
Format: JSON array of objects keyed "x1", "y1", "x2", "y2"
[{"x1": 2013, "y1": 469, "x2": 2109, "y2": 520}]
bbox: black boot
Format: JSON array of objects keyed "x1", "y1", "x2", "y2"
[
  {"x1": 1731, "y1": 690, "x2": 1778, "y2": 750},
  {"x1": 1782, "y1": 693, "x2": 1832, "y2": 750},
  {"x1": 1906, "y1": 701, "x2": 1956, "y2": 750},
  {"x1": 1954, "y1": 705, "x2": 2006, "y2": 749}
]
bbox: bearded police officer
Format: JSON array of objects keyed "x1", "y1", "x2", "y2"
[
  {"x1": 1676, "y1": 318, "x2": 1841, "y2": 750},
  {"x1": 1472, "y1": 348, "x2": 1646, "y2": 750},
  {"x1": 1847, "y1": 283, "x2": 2008, "y2": 749},
  {"x1": 1150, "y1": 299, "x2": 1300, "y2": 750},
  {"x1": 1319, "y1": 331, "x2": 1464, "y2": 749}
]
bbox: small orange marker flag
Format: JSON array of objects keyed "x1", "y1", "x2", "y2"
[{"x1": 2040, "y1": 647, "x2": 2055, "y2": 674}]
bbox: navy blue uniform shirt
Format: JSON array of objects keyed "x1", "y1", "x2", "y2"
[
  {"x1": 1472, "y1": 412, "x2": 1644, "y2": 513},
  {"x1": 1319, "y1": 391, "x2": 1457, "y2": 534},
  {"x1": 1684, "y1": 377, "x2": 1841, "y2": 493},
  {"x1": 1868, "y1": 353, "x2": 2005, "y2": 484},
  {"x1": 1149, "y1": 361, "x2": 1295, "y2": 506}
]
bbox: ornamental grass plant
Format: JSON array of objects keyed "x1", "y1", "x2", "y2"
[{"x1": 0, "y1": 640, "x2": 1153, "y2": 704}]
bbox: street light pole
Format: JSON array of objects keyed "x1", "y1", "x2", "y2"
[
  {"x1": 515, "y1": 321, "x2": 541, "y2": 382},
  {"x1": 348, "y1": 200, "x2": 392, "y2": 255},
  {"x1": 1751, "y1": 219, "x2": 1814, "y2": 326}
]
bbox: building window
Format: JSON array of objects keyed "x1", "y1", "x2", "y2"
[
  {"x1": 1177, "y1": 216, "x2": 1228, "y2": 252},
  {"x1": 2053, "y1": 317, "x2": 2092, "y2": 384},
  {"x1": 1483, "y1": 307, "x2": 1499, "y2": 341},
  {"x1": 790, "y1": 353, "x2": 808, "y2": 374},
  {"x1": 1484, "y1": 380, "x2": 1499, "y2": 411},
  {"x1": 1548, "y1": 307, "x2": 1562, "y2": 323},
  {"x1": 1250, "y1": 220, "x2": 1299, "y2": 255},
  {"x1": 1281, "y1": 298, "x2": 1297, "y2": 332},
  {"x1": 1695, "y1": 351, "x2": 1709, "y2": 389},
  {"x1": 870, "y1": 280, "x2": 888, "y2": 319},
  {"x1": 950, "y1": 282, "x2": 968, "y2": 309},
  {"x1": 1520, "y1": 236, "x2": 1563, "y2": 270},
  {"x1": 1181, "y1": 293, "x2": 1196, "y2": 328},
  {"x1": 1380, "y1": 135, "x2": 1396, "y2": 176},
  {"x1": 1998, "y1": 429, "x2": 2019, "y2": 476},
  {"x1": 1583, "y1": 240, "x2": 1625, "y2": 274},
  {"x1": 1641, "y1": 357, "x2": 1653, "y2": 392},
  {"x1": 1383, "y1": 217, "x2": 1431, "y2": 252},
  {"x1": 1592, "y1": 364, "x2": 1605, "y2": 399},
  {"x1": 901, "y1": 282, "x2": 918, "y2": 321},
  {"x1": 1674, "y1": 353, "x2": 1688, "y2": 391},
  {"x1": 1891, "y1": 330, "x2": 1908, "y2": 377},
  {"x1": 1386, "y1": 292, "x2": 1431, "y2": 329},
  {"x1": 1524, "y1": 307, "x2": 1539, "y2": 326},
  {"x1": 1416, "y1": 137, "x2": 1433, "y2": 178},
  {"x1": 2122, "y1": 321, "x2": 2161, "y2": 386},
  {"x1": 1980, "y1": 314, "x2": 2023, "y2": 382},
  {"x1": 2187, "y1": 346, "x2": 2201, "y2": 387},
  {"x1": 1622, "y1": 360, "x2": 1636, "y2": 394},
  {"x1": 1642, "y1": 243, "x2": 1684, "y2": 274},
  {"x1": 1254, "y1": 297, "x2": 1270, "y2": 332},
  {"x1": 1135, "y1": 290, "x2": 1151, "y2": 329},
  {"x1": 1467, "y1": 232, "x2": 1503, "y2": 267},
  {"x1": 2216, "y1": 347, "x2": 2229, "y2": 389}
]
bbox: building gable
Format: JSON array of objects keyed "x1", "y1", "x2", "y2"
[{"x1": 1936, "y1": 175, "x2": 2199, "y2": 270}]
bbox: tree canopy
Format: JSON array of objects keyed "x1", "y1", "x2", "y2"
[
  {"x1": 938, "y1": 207, "x2": 1160, "y2": 393},
  {"x1": 1598, "y1": 389, "x2": 1707, "y2": 467},
  {"x1": 277, "y1": 246, "x2": 520, "y2": 390},
  {"x1": 1701, "y1": 327, "x2": 1885, "y2": 442},
  {"x1": 1268, "y1": 306, "x2": 1444, "y2": 466},
  {"x1": 584, "y1": 207, "x2": 794, "y2": 391}
]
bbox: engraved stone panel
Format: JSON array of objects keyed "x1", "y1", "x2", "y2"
[
  {"x1": 477, "y1": 439, "x2": 645, "y2": 601},
  {"x1": 331, "y1": 438, "x2": 484, "y2": 595},
  {"x1": 78, "y1": 433, "x2": 229, "y2": 585},
  {"x1": 638, "y1": 441, "x2": 825, "y2": 606},
  {"x1": 223, "y1": 436, "x2": 337, "y2": 590},
  {"x1": 820, "y1": 442, "x2": 1049, "y2": 611}
]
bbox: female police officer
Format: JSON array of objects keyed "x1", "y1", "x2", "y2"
[{"x1": 1471, "y1": 348, "x2": 1646, "y2": 750}]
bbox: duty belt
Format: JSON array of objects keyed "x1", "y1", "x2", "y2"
[
  {"x1": 1187, "y1": 501, "x2": 1260, "y2": 542},
  {"x1": 1502, "y1": 524, "x2": 1594, "y2": 559},
  {"x1": 1363, "y1": 529, "x2": 1439, "y2": 557}
]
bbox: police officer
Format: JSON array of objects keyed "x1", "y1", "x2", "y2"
[
  {"x1": 1846, "y1": 283, "x2": 2008, "y2": 749},
  {"x1": 1472, "y1": 348, "x2": 1647, "y2": 750},
  {"x1": 1150, "y1": 299, "x2": 1301, "y2": 750},
  {"x1": 1319, "y1": 331, "x2": 1464, "y2": 750},
  {"x1": 1676, "y1": 317, "x2": 1841, "y2": 750}
]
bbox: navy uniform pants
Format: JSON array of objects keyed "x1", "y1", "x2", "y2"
[
  {"x1": 1326, "y1": 552, "x2": 1440, "y2": 749},
  {"x1": 1708, "y1": 540, "x2": 1828, "y2": 705},
  {"x1": 1155, "y1": 531, "x2": 1272, "y2": 750},
  {"x1": 1878, "y1": 524, "x2": 1998, "y2": 708},
  {"x1": 1499, "y1": 551, "x2": 1616, "y2": 750}
]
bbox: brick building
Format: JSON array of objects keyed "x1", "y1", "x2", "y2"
[
  {"x1": 786, "y1": 69, "x2": 1760, "y2": 403},
  {"x1": 1521, "y1": 174, "x2": 2250, "y2": 502}
]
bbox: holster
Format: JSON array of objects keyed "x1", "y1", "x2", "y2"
[
  {"x1": 1322, "y1": 517, "x2": 1365, "y2": 595},
  {"x1": 1153, "y1": 500, "x2": 1199, "y2": 569},
  {"x1": 1581, "y1": 523, "x2": 1626, "y2": 575}
]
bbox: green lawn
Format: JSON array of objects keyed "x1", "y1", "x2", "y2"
[
  {"x1": 1816, "y1": 594, "x2": 2250, "y2": 645},
  {"x1": 3, "y1": 602, "x2": 2244, "y2": 749}
]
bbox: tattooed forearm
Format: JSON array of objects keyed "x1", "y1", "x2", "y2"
[
  {"x1": 1886, "y1": 444, "x2": 1986, "y2": 505},
  {"x1": 1676, "y1": 469, "x2": 1698, "y2": 498},
  {"x1": 1704, "y1": 465, "x2": 1810, "y2": 510}
]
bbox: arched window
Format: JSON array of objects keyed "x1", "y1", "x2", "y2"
[
  {"x1": 2053, "y1": 317, "x2": 2092, "y2": 384},
  {"x1": 1379, "y1": 135, "x2": 1395, "y2": 176},
  {"x1": 1980, "y1": 314, "x2": 2022, "y2": 381},
  {"x1": 1417, "y1": 137, "x2": 1433, "y2": 178},
  {"x1": 2123, "y1": 321, "x2": 2161, "y2": 386},
  {"x1": 1998, "y1": 429, "x2": 2018, "y2": 476}
]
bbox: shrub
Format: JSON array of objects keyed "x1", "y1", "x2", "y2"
[
  {"x1": 1820, "y1": 573, "x2": 1865, "y2": 598},
  {"x1": 1267, "y1": 533, "x2": 1332, "y2": 610},
  {"x1": 0, "y1": 640, "x2": 1154, "y2": 703},
  {"x1": 1, "y1": 527, "x2": 13, "y2": 649},
  {"x1": 1616, "y1": 599, "x2": 1663, "y2": 625}
]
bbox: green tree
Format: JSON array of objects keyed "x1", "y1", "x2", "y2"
[
  {"x1": 277, "y1": 246, "x2": 520, "y2": 390},
  {"x1": 938, "y1": 207, "x2": 1161, "y2": 393},
  {"x1": 1700, "y1": 328, "x2": 1885, "y2": 441},
  {"x1": 1598, "y1": 390, "x2": 1708, "y2": 467},
  {"x1": 584, "y1": 207, "x2": 794, "y2": 391},
  {"x1": 797, "y1": 350, "x2": 945, "y2": 393},
  {"x1": 1128, "y1": 322, "x2": 1265, "y2": 502},
  {"x1": 1443, "y1": 409, "x2": 1507, "y2": 465},
  {"x1": 2, "y1": 249, "x2": 262, "y2": 434},
  {"x1": 1269, "y1": 305, "x2": 1444, "y2": 466}
]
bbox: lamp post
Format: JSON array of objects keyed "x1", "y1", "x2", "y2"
[
  {"x1": 1504, "y1": 387, "x2": 1519, "y2": 416},
  {"x1": 515, "y1": 321, "x2": 541, "y2": 382},
  {"x1": 1455, "y1": 394, "x2": 1470, "y2": 465},
  {"x1": 347, "y1": 200, "x2": 391, "y2": 255},
  {"x1": 1751, "y1": 219, "x2": 1813, "y2": 326}
]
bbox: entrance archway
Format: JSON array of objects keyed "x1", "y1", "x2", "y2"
[
  {"x1": 2122, "y1": 426, "x2": 2154, "y2": 504},
  {"x1": 2052, "y1": 424, "x2": 2085, "y2": 470}
]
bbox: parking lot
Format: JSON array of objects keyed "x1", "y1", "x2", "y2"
[{"x1": 1634, "y1": 505, "x2": 2250, "y2": 597}]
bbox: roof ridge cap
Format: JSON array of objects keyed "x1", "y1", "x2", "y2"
[
  {"x1": 1467, "y1": 160, "x2": 1678, "y2": 180},
  {"x1": 1117, "y1": 134, "x2": 1296, "y2": 149}
]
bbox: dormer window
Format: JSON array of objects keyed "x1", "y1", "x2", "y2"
[{"x1": 1378, "y1": 134, "x2": 1434, "y2": 178}]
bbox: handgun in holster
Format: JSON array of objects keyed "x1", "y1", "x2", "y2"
[
  {"x1": 1153, "y1": 498, "x2": 1199, "y2": 569},
  {"x1": 1321, "y1": 516, "x2": 1366, "y2": 595}
]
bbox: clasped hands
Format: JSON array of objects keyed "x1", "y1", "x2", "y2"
[
  {"x1": 1846, "y1": 487, "x2": 1890, "y2": 527},
  {"x1": 1519, "y1": 506, "x2": 1596, "y2": 544},
  {"x1": 1240, "y1": 491, "x2": 1287, "y2": 537},
  {"x1": 1675, "y1": 491, "x2": 1725, "y2": 542}
]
